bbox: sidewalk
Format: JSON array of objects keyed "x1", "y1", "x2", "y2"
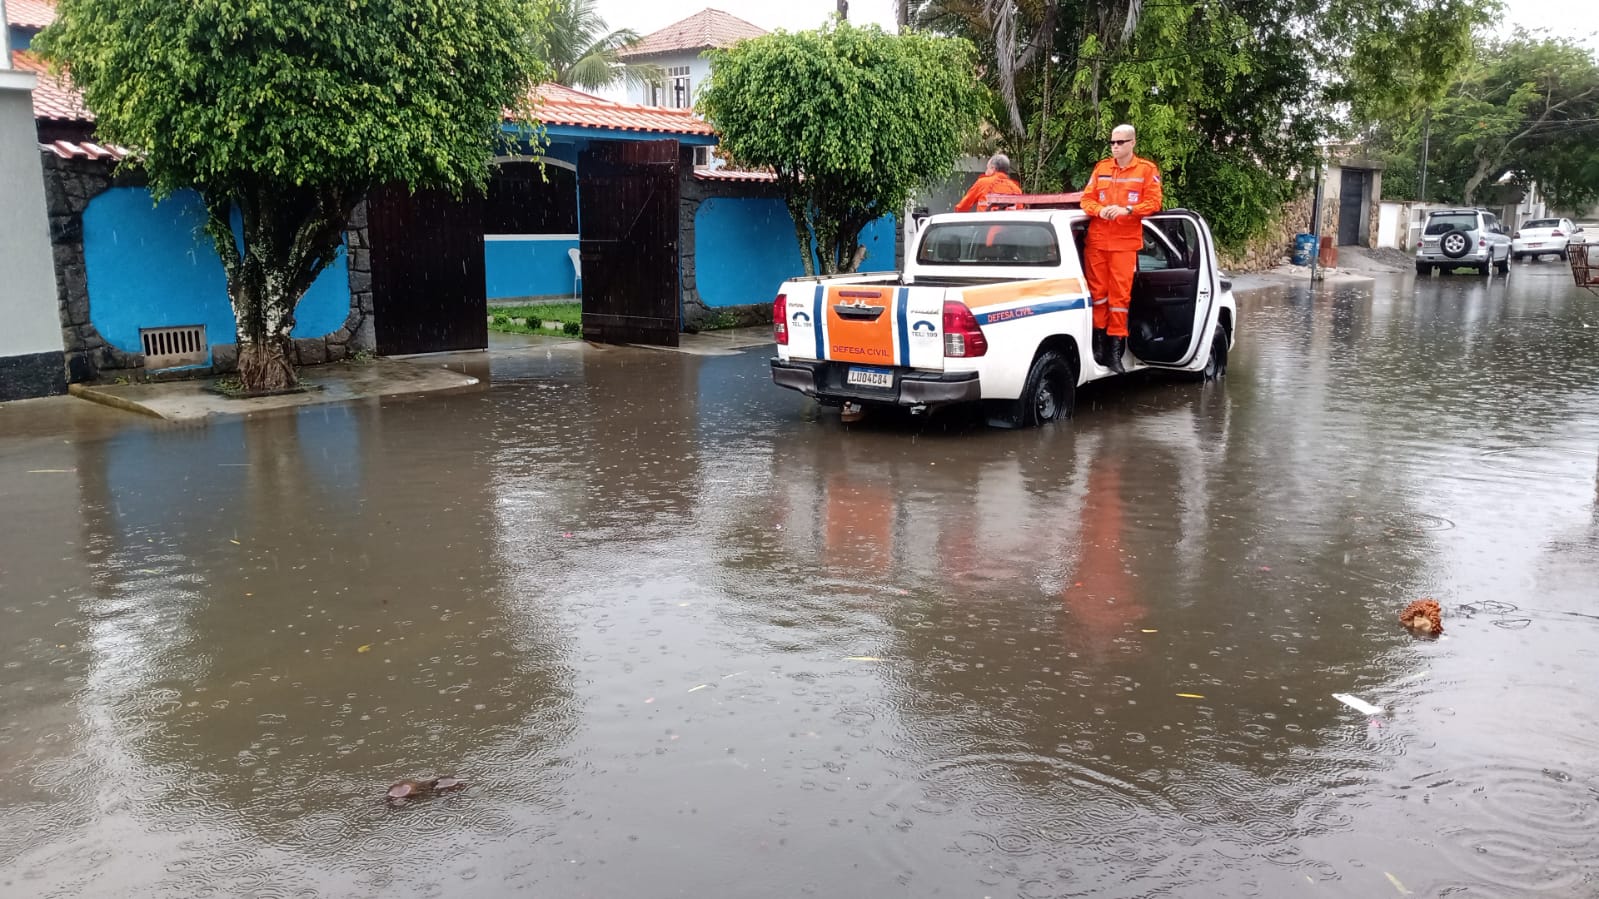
[
  {"x1": 69, "y1": 355, "x2": 483, "y2": 422},
  {"x1": 1228, "y1": 245, "x2": 1415, "y2": 293},
  {"x1": 60, "y1": 328, "x2": 777, "y2": 422}
]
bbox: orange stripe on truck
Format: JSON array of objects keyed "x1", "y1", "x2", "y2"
[
  {"x1": 824, "y1": 286, "x2": 897, "y2": 364},
  {"x1": 960, "y1": 278, "x2": 1085, "y2": 309}
]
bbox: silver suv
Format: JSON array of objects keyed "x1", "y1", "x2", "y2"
[{"x1": 1415, "y1": 208, "x2": 1512, "y2": 276}]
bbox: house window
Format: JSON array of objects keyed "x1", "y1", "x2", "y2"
[
  {"x1": 665, "y1": 66, "x2": 690, "y2": 109},
  {"x1": 694, "y1": 146, "x2": 714, "y2": 167}
]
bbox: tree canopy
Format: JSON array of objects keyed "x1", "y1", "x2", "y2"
[
  {"x1": 907, "y1": 0, "x2": 1496, "y2": 247},
  {"x1": 699, "y1": 22, "x2": 985, "y2": 275},
  {"x1": 1374, "y1": 32, "x2": 1599, "y2": 207},
  {"x1": 36, "y1": 0, "x2": 553, "y2": 390}
]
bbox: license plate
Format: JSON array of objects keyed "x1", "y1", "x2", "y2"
[
  {"x1": 1528, "y1": 242, "x2": 1544, "y2": 247},
  {"x1": 846, "y1": 366, "x2": 893, "y2": 388}
]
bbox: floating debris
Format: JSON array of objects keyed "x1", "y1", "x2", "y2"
[
  {"x1": 1176, "y1": 693, "x2": 1205, "y2": 699},
  {"x1": 386, "y1": 776, "x2": 466, "y2": 802},
  {"x1": 1333, "y1": 693, "x2": 1384, "y2": 716},
  {"x1": 1399, "y1": 599, "x2": 1443, "y2": 636}
]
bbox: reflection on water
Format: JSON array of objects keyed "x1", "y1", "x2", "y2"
[{"x1": 1, "y1": 265, "x2": 1597, "y2": 896}]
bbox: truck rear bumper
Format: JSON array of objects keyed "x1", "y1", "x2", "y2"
[{"x1": 771, "y1": 358, "x2": 981, "y2": 406}]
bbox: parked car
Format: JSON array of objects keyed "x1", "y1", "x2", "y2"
[
  {"x1": 1414, "y1": 208, "x2": 1512, "y2": 276},
  {"x1": 1511, "y1": 217, "x2": 1580, "y2": 261}
]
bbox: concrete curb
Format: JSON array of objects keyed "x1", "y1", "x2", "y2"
[{"x1": 68, "y1": 383, "x2": 168, "y2": 420}]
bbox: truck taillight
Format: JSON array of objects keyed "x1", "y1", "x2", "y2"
[
  {"x1": 943, "y1": 301, "x2": 988, "y2": 357},
  {"x1": 774, "y1": 294, "x2": 788, "y2": 345},
  {"x1": 1513, "y1": 230, "x2": 1522, "y2": 239},
  {"x1": 1552, "y1": 229, "x2": 1564, "y2": 237}
]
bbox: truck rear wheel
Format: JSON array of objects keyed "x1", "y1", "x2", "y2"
[{"x1": 991, "y1": 350, "x2": 1074, "y2": 428}]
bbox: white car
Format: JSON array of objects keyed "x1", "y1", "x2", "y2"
[
  {"x1": 1511, "y1": 217, "x2": 1580, "y2": 261},
  {"x1": 769, "y1": 201, "x2": 1236, "y2": 428}
]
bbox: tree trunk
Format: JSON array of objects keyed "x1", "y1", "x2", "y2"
[
  {"x1": 785, "y1": 192, "x2": 817, "y2": 277},
  {"x1": 233, "y1": 275, "x2": 299, "y2": 393},
  {"x1": 204, "y1": 185, "x2": 358, "y2": 393}
]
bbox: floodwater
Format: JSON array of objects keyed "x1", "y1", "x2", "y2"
[{"x1": 2, "y1": 262, "x2": 1598, "y2": 898}]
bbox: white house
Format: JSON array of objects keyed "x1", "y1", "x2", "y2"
[{"x1": 618, "y1": 8, "x2": 765, "y2": 119}]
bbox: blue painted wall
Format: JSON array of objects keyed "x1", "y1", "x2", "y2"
[
  {"x1": 485, "y1": 238, "x2": 581, "y2": 300},
  {"x1": 693, "y1": 198, "x2": 897, "y2": 308},
  {"x1": 81, "y1": 188, "x2": 351, "y2": 360}
]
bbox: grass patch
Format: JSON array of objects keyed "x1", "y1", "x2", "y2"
[
  {"x1": 488, "y1": 303, "x2": 583, "y2": 338},
  {"x1": 205, "y1": 375, "x2": 320, "y2": 399}
]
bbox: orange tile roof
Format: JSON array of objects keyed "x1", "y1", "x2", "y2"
[
  {"x1": 41, "y1": 140, "x2": 130, "y2": 160},
  {"x1": 4, "y1": 0, "x2": 56, "y2": 29},
  {"x1": 693, "y1": 167, "x2": 775, "y2": 182},
  {"x1": 7, "y1": 51, "x2": 712, "y2": 137},
  {"x1": 10, "y1": 50, "x2": 94, "y2": 123},
  {"x1": 618, "y1": 8, "x2": 765, "y2": 60},
  {"x1": 531, "y1": 83, "x2": 715, "y2": 136}
]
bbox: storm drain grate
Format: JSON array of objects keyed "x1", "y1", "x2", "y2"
[{"x1": 140, "y1": 325, "x2": 208, "y2": 369}]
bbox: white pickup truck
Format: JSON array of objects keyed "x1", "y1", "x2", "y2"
[{"x1": 769, "y1": 201, "x2": 1236, "y2": 427}]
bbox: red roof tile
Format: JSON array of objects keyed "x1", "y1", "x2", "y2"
[
  {"x1": 618, "y1": 8, "x2": 765, "y2": 60},
  {"x1": 693, "y1": 167, "x2": 775, "y2": 182},
  {"x1": 10, "y1": 50, "x2": 93, "y2": 123},
  {"x1": 41, "y1": 140, "x2": 130, "y2": 160},
  {"x1": 4, "y1": 0, "x2": 56, "y2": 29},
  {"x1": 530, "y1": 83, "x2": 714, "y2": 136}
]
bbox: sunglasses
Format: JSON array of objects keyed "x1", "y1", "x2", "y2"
[{"x1": 1109, "y1": 139, "x2": 1133, "y2": 146}]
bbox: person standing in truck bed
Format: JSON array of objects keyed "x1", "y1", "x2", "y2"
[
  {"x1": 955, "y1": 154, "x2": 1023, "y2": 212},
  {"x1": 1079, "y1": 124, "x2": 1163, "y2": 374}
]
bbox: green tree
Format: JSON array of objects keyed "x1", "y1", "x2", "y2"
[
  {"x1": 1368, "y1": 33, "x2": 1599, "y2": 207},
  {"x1": 543, "y1": 0, "x2": 662, "y2": 92},
  {"x1": 908, "y1": 0, "x2": 1493, "y2": 248},
  {"x1": 699, "y1": 22, "x2": 984, "y2": 275},
  {"x1": 36, "y1": 0, "x2": 552, "y2": 391},
  {"x1": 1444, "y1": 34, "x2": 1599, "y2": 205}
]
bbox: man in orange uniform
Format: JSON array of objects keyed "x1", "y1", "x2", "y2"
[
  {"x1": 1079, "y1": 125, "x2": 1162, "y2": 373},
  {"x1": 955, "y1": 153, "x2": 1023, "y2": 212}
]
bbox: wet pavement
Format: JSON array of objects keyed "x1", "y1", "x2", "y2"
[{"x1": 2, "y1": 261, "x2": 1598, "y2": 898}]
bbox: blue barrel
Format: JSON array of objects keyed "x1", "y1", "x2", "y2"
[{"x1": 1292, "y1": 233, "x2": 1318, "y2": 266}]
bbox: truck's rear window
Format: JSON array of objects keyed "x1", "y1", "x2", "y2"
[{"x1": 916, "y1": 222, "x2": 1061, "y2": 266}]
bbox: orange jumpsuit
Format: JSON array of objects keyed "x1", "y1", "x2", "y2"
[
  {"x1": 955, "y1": 171, "x2": 1022, "y2": 212},
  {"x1": 1079, "y1": 156, "x2": 1163, "y2": 338}
]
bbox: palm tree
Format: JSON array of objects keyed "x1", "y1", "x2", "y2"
[{"x1": 541, "y1": 0, "x2": 663, "y2": 92}]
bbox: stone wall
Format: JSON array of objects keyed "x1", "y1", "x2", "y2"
[
  {"x1": 40, "y1": 152, "x2": 372, "y2": 380},
  {"x1": 41, "y1": 153, "x2": 141, "y2": 381},
  {"x1": 1218, "y1": 187, "x2": 1318, "y2": 273}
]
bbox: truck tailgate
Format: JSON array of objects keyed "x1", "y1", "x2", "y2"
[{"x1": 785, "y1": 284, "x2": 946, "y2": 371}]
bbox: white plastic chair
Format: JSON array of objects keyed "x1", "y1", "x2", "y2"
[{"x1": 567, "y1": 247, "x2": 582, "y2": 299}]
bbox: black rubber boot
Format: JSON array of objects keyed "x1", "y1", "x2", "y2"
[
  {"x1": 1105, "y1": 336, "x2": 1127, "y2": 374},
  {"x1": 1092, "y1": 328, "x2": 1107, "y2": 366}
]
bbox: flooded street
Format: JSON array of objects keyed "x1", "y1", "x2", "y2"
[{"x1": 3, "y1": 262, "x2": 1598, "y2": 898}]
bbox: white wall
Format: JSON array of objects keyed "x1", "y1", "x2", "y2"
[
  {"x1": 1377, "y1": 202, "x2": 1402, "y2": 249},
  {"x1": 0, "y1": 75, "x2": 62, "y2": 360},
  {"x1": 626, "y1": 51, "x2": 713, "y2": 109}
]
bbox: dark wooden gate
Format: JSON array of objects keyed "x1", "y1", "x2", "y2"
[
  {"x1": 578, "y1": 140, "x2": 680, "y2": 346},
  {"x1": 368, "y1": 184, "x2": 487, "y2": 356},
  {"x1": 1338, "y1": 169, "x2": 1367, "y2": 246}
]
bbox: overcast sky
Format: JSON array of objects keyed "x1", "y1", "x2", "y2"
[{"x1": 593, "y1": 0, "x2": 1596, "y2": 49}]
